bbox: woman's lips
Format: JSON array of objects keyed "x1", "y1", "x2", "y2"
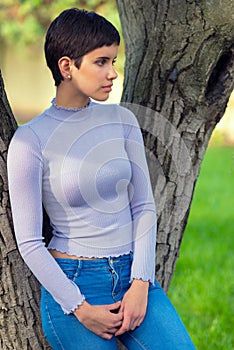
[{"x1": 102, "y1": 85, "x2": 113, "y2": 92}]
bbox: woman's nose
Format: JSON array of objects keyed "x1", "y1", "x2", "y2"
[{"x1": 107, "y1": 66, "x2": 118, "y2": 80}]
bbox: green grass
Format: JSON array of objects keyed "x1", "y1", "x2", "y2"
[{"x1": 168, "y1": 146, "x2": 234, "y2": 350}]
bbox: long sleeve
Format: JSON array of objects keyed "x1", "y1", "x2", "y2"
[
  {"x1": 7, "y1": 126, "x2": 85, "y2": 314},
  {"x1": 123, "y1": 109, "x2": 157, "y2": 284}
]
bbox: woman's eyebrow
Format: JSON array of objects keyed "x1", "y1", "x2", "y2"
[{"x1": 95, "y1": 56, "x2": 117, "y2": 60}]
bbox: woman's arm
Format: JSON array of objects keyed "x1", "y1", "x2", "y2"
[
  {"x1": 122, "y1": 107, "x2": 157, "y2": 284},
  {"x1": 7, "y1": 125, "x2": 85, "y2": 314},
  {"x1": 116, "y1": 107, "x2": 157, "y2": 334}
]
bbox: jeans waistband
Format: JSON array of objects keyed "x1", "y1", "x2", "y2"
[{"x1": 55, "y1": 252, "x2": 133, "y2": 269}]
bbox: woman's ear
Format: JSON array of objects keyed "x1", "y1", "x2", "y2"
[{"x1": 58, "y1": 56, "x2": 73, "y2": 80}]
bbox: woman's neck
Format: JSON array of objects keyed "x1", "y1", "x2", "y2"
[{"x1": 55, "y1": 83, "x2": 90, "y2": 109}]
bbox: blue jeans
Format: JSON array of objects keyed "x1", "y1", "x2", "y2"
[{"x1": 40, "y1": 254, "x2": 196, "y2": 349}]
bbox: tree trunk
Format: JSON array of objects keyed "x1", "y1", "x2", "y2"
[
  {"x1": 117, "y1": 0, "x2": 234, "y2": 291},
  {"x1": 0, "y1": 71, "x2": 51, "y2": 349}
]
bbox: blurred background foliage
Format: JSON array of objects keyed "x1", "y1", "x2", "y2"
[{"x1": 0, "y1": 0, "x2": 121, "y2": 47}]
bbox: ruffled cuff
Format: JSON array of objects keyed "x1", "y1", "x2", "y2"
[{"x1": 61, "y1": 293, "x2": 86, "y2": 315}]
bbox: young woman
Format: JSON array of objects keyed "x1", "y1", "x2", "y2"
[{"x1": 7, "y1": 8, "x2": 196, "y2": 350}]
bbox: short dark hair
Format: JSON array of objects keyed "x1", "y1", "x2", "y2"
[{"x1": 44, "y1": 8, "x2": 120, "y2": 86}]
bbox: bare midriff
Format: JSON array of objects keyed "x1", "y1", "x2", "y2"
[{"x1": 48, "y1": 249, "x2": 104, "y2": 260}]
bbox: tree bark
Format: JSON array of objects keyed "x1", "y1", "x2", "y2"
[
  {"x1": 117, "y1": 0, "x2": 234, "y2": 291},
  {"x1": 0, "y1": 71, "x2": 51, "y2": 349}
]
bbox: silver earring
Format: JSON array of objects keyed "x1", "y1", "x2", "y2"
[{"x1": 67, "y1": 74, "x2": 71, "y2": 79}]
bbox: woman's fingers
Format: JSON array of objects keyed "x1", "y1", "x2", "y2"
[
  {"x1": 115, "y1": 314, "x2": 131, "y2": 336},
  {"x1": 74, "y1": 301, "x2": 124, "y2": 339},
  {"x1": 107, "y1": 301, "x2": 121, "y2": 313},
  {"x1": 130, "y1": 317, "x2": 142, "y2": 330}
]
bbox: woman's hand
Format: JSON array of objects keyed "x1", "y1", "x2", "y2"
[
  {"x1": 115, "y1": 279, "x2": 149, "y2": 336},
  {"x1": 73, "y1": 300, "x2": 123, "y2": 340}
]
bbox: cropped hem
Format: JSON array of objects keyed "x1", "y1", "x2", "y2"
[{"x1": 47, "y1": 238, "x2": 133, "y2": 259}]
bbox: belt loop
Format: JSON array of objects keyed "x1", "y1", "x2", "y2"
[
  {"x1": 78, "y1": 259, "x2": 83, "y2": 269},
  {"x1": 73, "y1": 259, "x2": 82, "y2": 280},
  {"x1": 108, "y1": 256, "x2": 114, "y2": 267}
]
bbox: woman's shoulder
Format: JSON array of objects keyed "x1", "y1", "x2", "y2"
[
  {"x1": 113, "y1": 103, "x2": 140, "y2": 135},
  {"x1": 9, "y1": 110, "x2": 49, "y2": 154},
  {"x1": 10, "y1": 107, "x2": 53, "y2": 143},
  {"x1": 92, "y1": 102, "x2": 138, "y2": 126},
  {"x1": 21, "y1": 108, "x2": 51, "y2": 129}
]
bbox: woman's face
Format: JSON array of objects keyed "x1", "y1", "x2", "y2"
[{"x1": 70, "y1": 44, "x2": 119, "y2": 102}]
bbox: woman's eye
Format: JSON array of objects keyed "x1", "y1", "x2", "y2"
[
  {"x1": 95, "y1": 58, "x2": 117, "y2": 67},
  {"x1": 95, "y1": 59, "x2": 106, "y2": 66}
]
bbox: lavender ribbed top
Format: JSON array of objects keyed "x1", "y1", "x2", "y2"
[{"x1": 7, "y1": 102, "x2": 157, "y2": 314}]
